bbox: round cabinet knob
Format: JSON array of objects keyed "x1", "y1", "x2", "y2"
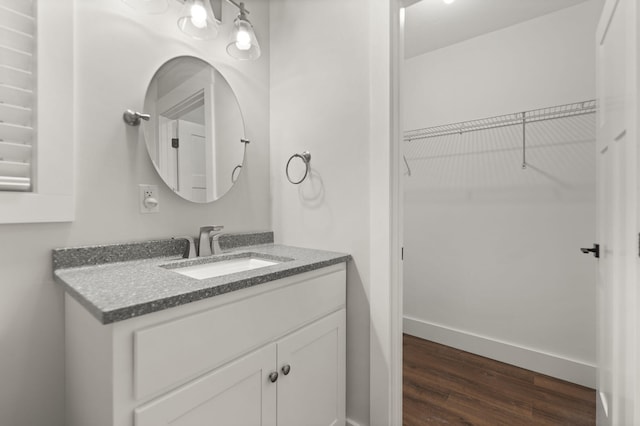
[
  {"x1": 281, "y1": 364, "x2": 291, "y2": 375},
  {"x1": 268, "y1": 372, "x2": 279, "y2": 383}
]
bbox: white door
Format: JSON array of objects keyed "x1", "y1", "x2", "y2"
[
  {"x1": 277, "y1": 310, "x2": 346, "y2": 426},
  {"x1": 177, "y1": 120, "x2": 207, "y2": 202},
  {"x1": 595, "y1": 0, "x2": 638, "y2": 424},
  {"x1": 134, "y1": 344, "x2": 277, "y2": 426}
]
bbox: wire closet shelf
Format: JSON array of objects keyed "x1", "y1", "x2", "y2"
[
  {"x1": 404, "y1": 100, "x2": 596, "y2": 142},
  {"x1": 402, "y1": 99, "x2": 596, "y2": 172}
]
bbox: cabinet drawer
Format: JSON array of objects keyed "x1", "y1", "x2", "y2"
[{"x1": 133, "y1": 264, "x2": 346, "y2": 399}]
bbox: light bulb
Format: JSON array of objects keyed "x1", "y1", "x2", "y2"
[
  {"x1": 235, "y1": 29, "x2": 252, "y2": 51},
  {"x1": 226, "y1": 9, "x2": 261, "y2": 60},
  {"x1": 443, "y1": 0, "x2": 455, "y2": 3},
  {"x1": 190, "y1": 2, "x2": 207, "y2": 29},
  {"x1": 178, "y1": 0, "x2": 218, "y2": 39}
]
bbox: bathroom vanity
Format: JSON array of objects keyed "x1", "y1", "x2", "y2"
[{"x1": 54, "y1": 234, "x2": 349, "y2": 426}]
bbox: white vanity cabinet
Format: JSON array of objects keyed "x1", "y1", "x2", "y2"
[
  {"x1": 65, "y1": 263, "x2": 346, "y2": 426},
  {"x1": 135, "y1": 310, "x2": 345, "y2": 426},
  {"x1": 136, "y1": 343, "x2": 276, "y2": 426},
  {"x1": 276, "y1": 310, "x2": 345, "y2": 426}
]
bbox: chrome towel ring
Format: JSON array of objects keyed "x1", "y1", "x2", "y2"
[{"x1": 286, "y1": 151, "x2": 311, "y2": 185}]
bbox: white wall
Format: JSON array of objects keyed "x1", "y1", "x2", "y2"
[
  {"x1": 269, "y1": 0, "x2": 372, "y2": 424},
  {"x1": 0, "y1": 1, "x2": 270, "y2": 425},
  {"x1": 404, "y1": 1, "x2": 601, "y2": 130},
  {"x1": 402, "y1": 0, "x2": 602, "y2": 387}
]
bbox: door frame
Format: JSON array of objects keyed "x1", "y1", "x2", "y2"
[
  {"x1": 595, "y1": 0, "x2": 640, "y2": 423},
  {"x1": 369, "y1": 1, "x2": 404, "y2": 425},
  {"x1": 377, "y1": 0, "x2": 640, "y2": 425}
]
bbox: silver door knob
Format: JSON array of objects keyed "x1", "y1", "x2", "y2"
[
  {"x1": 268, "y1": 372, "x2": 279, "y2": 383},
  {"x1": 281, "y1": 364, "x2": 291, "y2": 375}
]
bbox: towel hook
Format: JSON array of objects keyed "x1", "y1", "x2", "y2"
[{"x1": 286, "y1": 151, "x2": 311, "y2": 184}]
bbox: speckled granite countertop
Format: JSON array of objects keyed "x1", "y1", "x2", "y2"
[{"x1": 53, "y1": 234, "x2": 350, "y2": 325}]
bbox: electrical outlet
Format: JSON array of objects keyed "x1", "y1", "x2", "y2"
[{"x1": 139, "y1": 184, "x2": 159, "y2": 213}]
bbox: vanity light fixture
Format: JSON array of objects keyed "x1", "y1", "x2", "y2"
[
  {"x1": 226, "y1": 2, "x2": 261, "y2": 60},
  {"x1": 177, "y1": 0, "x2": 219, "y2": 40},
  {"x1": 443, "y1": 0, "x2": 456, "y2": 4},
  {"x1": 122, "y1": 0, "x2": 261, "y2": 60}
]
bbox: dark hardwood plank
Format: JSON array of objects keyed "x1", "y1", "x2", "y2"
[
  {"x1": 404, "y1": 360, "x2": 535, "y2": 419},
  {"x1": 403, "y1": 334, "x2": 596, "y2": 426},
  {"x1": 534, "y1": 375, "x2": 596, "y2": 403}
]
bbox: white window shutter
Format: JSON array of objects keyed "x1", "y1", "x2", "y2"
[{"x1": 0, "y1": 0, "x2": 34, "y2": 192}]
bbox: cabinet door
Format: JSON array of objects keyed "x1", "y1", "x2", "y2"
[
  {"x1": 135, "y1": 344, "x2": 277, "y2": 426},
  {"x1": 277, "y1": 310, "x2": 346, "y2": 426}
]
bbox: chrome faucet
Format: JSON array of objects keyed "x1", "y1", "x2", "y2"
[
  {"x1": 211, "y1": 232, "x2": 226, "y2": 255},
  {"x1": 198, "y1": 226, "x2": 224, "y2": 257}
]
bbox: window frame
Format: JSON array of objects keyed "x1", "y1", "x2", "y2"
[{"x1": 0, "y1": 0, "x2": 74, "y2": 224}]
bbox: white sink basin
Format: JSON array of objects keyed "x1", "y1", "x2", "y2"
[{"x1": 169, "y1": 256, "x2": 281, "y2": 280}]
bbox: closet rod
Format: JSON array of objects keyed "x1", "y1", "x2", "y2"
[{"x1": 404, "y1": 99, "x2": 596, "y2": 142}]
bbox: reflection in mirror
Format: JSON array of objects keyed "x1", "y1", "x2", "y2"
[{"x1": 143, "y1": 56, "x2": 246, "y2": 203}]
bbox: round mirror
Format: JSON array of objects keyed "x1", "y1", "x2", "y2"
[{"x1": 143, "y1": 56, "x2": 246, "y2": 203}]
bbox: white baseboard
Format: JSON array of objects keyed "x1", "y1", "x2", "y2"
[
  {"x1": 403, "y1": 316, "x2": 596, "y2": 388},
  {"x1": 346, "y1": 418, "x2": 364, "y2": 426}
]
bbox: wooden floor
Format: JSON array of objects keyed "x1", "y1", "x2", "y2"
[{"x1": 403, "y1": 334, "x2": 596, "y2": 425}]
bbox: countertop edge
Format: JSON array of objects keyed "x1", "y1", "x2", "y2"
[
  {"x1": 55, "y1": 244, "x2": 351, "y2": 325},
  {"x1": 98, "y1": 255, "x2": 350, "y2": 324},
  {"x1": 54, "y1": 273, "x2": 108, "y2": 324}
]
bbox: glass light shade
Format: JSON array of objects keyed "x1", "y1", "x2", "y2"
[
  {"x1": 177, "y1": 0, "x2": 219, "y2": 40},
  {"x1": 122, "y1": 0, "x2": 169, "y2": 14},
  {"x1": 226, "y1": 17, "x2": 261, "y2": 60}
]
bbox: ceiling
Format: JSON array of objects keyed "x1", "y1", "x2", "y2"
[{"x1": 404, "y1": 0, "x2": 590, "y2": 58}]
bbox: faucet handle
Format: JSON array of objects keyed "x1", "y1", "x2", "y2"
[
  {"x1": 199, "y1": 225, "x2": 223, "y2": 234},
  {"x1": 198, "y1": 226, "x2": 224, "y2": 257},
  {"x1": 211, "y1": 227, "x2": 227, "y2": 255},
  {"x1": 174, "y1": 236, "x2": 196, "y2": 259}
]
